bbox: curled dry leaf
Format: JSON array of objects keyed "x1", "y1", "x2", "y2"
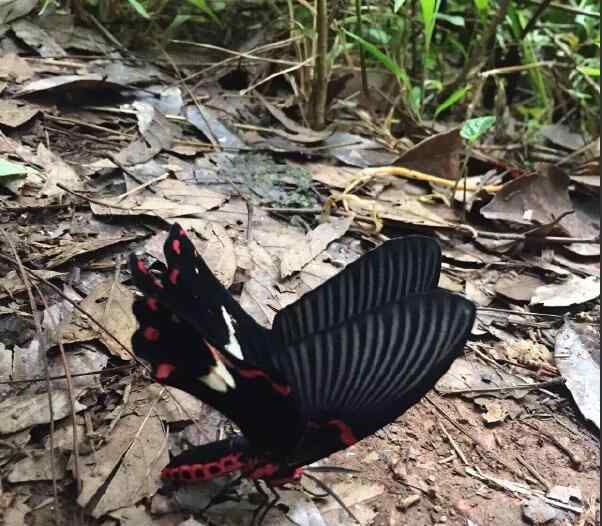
[{"x1": 280, "y1": 217, "x2": 353, "y2": 278}]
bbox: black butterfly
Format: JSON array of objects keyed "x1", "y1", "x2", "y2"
[{"x1": 129, "y1": 223, "x2": 476, "y2": 519}]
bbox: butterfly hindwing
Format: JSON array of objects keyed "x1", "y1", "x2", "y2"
[
  {"x1": 274, "y1": 290, "x2": 476, "y2": 468},
  {"x1": 272, "y1": 236, "x2": 442, "y2": 347}
]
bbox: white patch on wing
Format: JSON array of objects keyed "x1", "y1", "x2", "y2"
[
  {"x1": 221, "y1": 306, "x2": 244, "y2": 360},
  {"x1": 199, "y1": 360, "x2": 236, "y2": 393}
]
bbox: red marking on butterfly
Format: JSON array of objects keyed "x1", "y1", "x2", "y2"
[
  {"x1": 146, "y1": 297, "x2": 159, "y2": 311},
  {"x1": 169, "y1": 269, "x2": 180, "y2": 285},
  {"x1": 153, "y1": 278, "x2": 164, "y2": 289},
  {"x1": 156, "y1": 362, "x2": 176, "y2": 381},
  {"x1": 172, "y1": 239, "x2": 182, "y2": 255},
  {"x1": 144, "y1": 326, "x2": 160, "y2": 342},
  {"x1": 328, "y1": 420, "x2": 358, "y2": 446},
  {"x1": 162, "y1": 453, "x2": 244, "y2": 482},
  {"x1": 137, "y1": 260, "x2": 148, "y2": 274},
  {"x1": 237, "y1": 368, "x2": 291, "y2": 396}
]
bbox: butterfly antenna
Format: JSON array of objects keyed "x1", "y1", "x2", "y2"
[{"x1": 303, "y1": 472, "x2": 361, "y2": 524}]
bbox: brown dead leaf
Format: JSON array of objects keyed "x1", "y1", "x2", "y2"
[
  {"x1": 0, "y1": 391, "x2": 86, "y2": 434},
  {"x1": 44, "y1": 235, "x2": 139, "y2": 268},
  {"x1": 0, "y1": 53, "x2": 34, "y2": 83},
  {"x1": 531, "y1": 275, "x2": 600, "y2": 307},
  {"x1": 90, "y1": 179, "x2": 227, "y2": 220},
  {"x1": 309, "y1": 164, "x2": 363, "y2": 190},
  {"x1": 239, "y1": 242, "x2": 297, "y2": 327},
  {"x1": 0, "y1": 100, "x2": 39, "y2": 128},
  {"x1": 481, "y1": 168, "x2": 600, "y2": 256},
  {"x1": 397, "y1": 128, "x2": 463, "y2": 181},
  {"x1": 61, "y1": 280, "x2": 136, "y2": 360},
  {"x1": 0, "y1": 269, "x2": 64, "y2": 299},
  {"x1": 280, "y1": 217, "x2": 352, "y2": 278},
  {"x1": 8, "y1": 450, "x2": 68, "y2": 482},
  {"x1": 77, "y1": 414, "x2": 168, "y2": 518},
  {"x1": 495, "y1": 273, "x2": 546, "y2": 303},
  {"x1": 33, "y1": 143, "x2": 83, "y2": 199}
]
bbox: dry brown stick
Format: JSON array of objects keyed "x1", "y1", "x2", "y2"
[
  {"x1": 55, "y1": 183, "x2": 136, "y2": 212},
  {"x1": 115, "y1": 173, "x2": 169, "y2": 202},
  {"x1": 38, "y1": 290, "x2": 82, "y2": 496},
  {"x1": 0, "y1": 365, "x2": 135, "y2": 385},
  {"x1": 439, "y1": 377, "x2": 566, "y2": 396},
  {"x1": 438, "y1": 421, "x2": 469, "y2": 464},
  {"x1": 309, "y1": 0, "x2": 329, "y2": 129},
  {"x1": 0, "y1": 229, "x2": 60, "y2": 523},
  {"x1": 517, "y1": 455, "x2": 551, "y2": 490}
]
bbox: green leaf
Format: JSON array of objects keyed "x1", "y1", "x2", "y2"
[
  {"x1": 578, "y1": 66, "x2": 600, "y2": 77},
  {"x1": 437, "y1": 13, "x2": 465, "y2": 27},
  {"x1": 126, "y1": 0, "x2": 150, "y2": 19},
  {"x1": 344, "y1": 30, "x2": 411, "y2": 91},
  {"x1": 366, "y1": 28, "x2": 392, "y2": 45},
  {"x1": 461, "y1": 116, "x2": 496, "y2": 142},
  {"x1": 185, "y1": 0, "x2": 220, "y2": 23},
  {"x1": 394, "y1": 0, "x2": 408, "y2": 12},
  {"x1": 409, "y1": 86, "x2": 423, "y2": 118},
  {"x1": 0, "y1": 159, "x2": 29, "y2": 179},
  {"x1": 420, "y1": 0, "x2": 442, "y2": 53},
  {"x1": 473, "y1": 0, "x2": 489, "y2": 12},
  {"x1": 435, "y1": 86, "x2": 468, "y2": 117}
]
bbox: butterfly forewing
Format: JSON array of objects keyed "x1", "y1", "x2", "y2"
[
  {"x1": 129, "y1": 223, "x2": 273, "y2": 370},
  {"x1": 272, "y1": 236, "x2": 442, "y2": 347}
]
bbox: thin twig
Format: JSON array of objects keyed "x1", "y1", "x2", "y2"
[
  {"x1": 438, "y1": 421, "x2": 469, "y2": 465},
  {"x1": 439, "y1": 377, "x2": 566, "y2": 396},
  {"x1": 115, "y1": 173, "x2": 169, "y2": 202},
  {"x1": 0, "y1": 365, "x2": 135, "y2": 385},
  {"x1": 0, "y1": 229, "x2": 59, "y2": 523}
]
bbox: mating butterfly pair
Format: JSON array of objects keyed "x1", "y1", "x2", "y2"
[{"x1": 129, "y1": 223, "x2": 475, "y2": 516}]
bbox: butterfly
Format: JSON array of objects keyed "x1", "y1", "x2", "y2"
[{"x1": 129, "y1": 223, "x2": 476, "y2": 521}]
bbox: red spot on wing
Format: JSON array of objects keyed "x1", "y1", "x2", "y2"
[
  {"x1": 171, "y1": 239, "x2": 182, "y2": 255},
  {"x1": 156, "y1": 362, "x2": 176, "y2": 381},
  {"x1": 136, "y1": 259, "x2": 148, "y2": 274},
  {"x1": 146, "y1": 297, "x2": 159, "y2": 311},
  {"x1": 328, "y1": 420, "x2": 358, "y2": 446},
  {"x1": 169, "y1": 269, "x2": 180, "y2": 285},
  {"x1": 237, "y1": 369, "x2": 291, "y2": 396},
  {"x1": 179, "y1": 228, "x2": 186, "y2": 237},
  {"x1": 144, "y1": 326, "x2": 160, "y2": 342}
]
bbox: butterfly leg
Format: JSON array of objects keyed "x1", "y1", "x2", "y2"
[
  {"x1": 250, "y1": 481, "x2": 270, "y2": 526},
  {"x1": 202, "y1": 475, "x2": 243, "y2": 512},
  {"x1": 257, "y1": 484, "x2": 280, "y2": 526}
]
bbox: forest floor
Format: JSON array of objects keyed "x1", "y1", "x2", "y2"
[{"x1": 0, "y1": 7, "x2": 600, "y2": 526}]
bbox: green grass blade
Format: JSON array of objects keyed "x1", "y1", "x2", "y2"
[
  {"x1": 435, "y1": 86, "x2": 468, "y2": 117},
  {"x1": 344, "y1": 29, "x2": 411, "y2": 91},
  {"x1": 126, "y1": 0, "x2": 150, "y2": 19}
]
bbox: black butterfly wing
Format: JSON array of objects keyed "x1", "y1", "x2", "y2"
[
  {"x1": 131, "y1": 293, "x2": 302, "y2": 453},
  {"x1": 272, "y1": 290, "x2": 476, "y2": 469},
  {"x1": 129, "y1": 223, "x2": 273, "y2": 370},
  {"x1": 272, "y1": 236, "x2": 441, "y2": 347}
]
